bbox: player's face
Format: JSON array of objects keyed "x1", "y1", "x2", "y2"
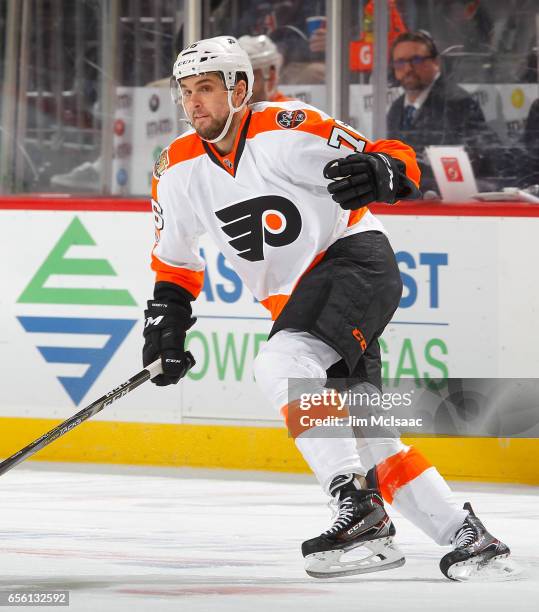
[
  {"x1": 180, "y1": 73, "x2": 232, "y2": 140},
  {"x1": 392, "y1": 41, "x2": 439, "y2": 93}
]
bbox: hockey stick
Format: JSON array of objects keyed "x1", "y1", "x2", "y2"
[{"x1": 0, "y1": 352, "x2": 195, "y2": 477}]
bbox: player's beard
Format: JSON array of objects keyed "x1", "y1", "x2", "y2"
[{"x1": 192, "y1": 114, "x2": 228, "y2": 141}]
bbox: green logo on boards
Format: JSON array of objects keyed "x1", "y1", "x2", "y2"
[
  {"x1": 18, "y1": 217, "x2": 136, "y2": 305},
  {"x1": 16, "y1": 217, "x2": 137, "y2": 404}
]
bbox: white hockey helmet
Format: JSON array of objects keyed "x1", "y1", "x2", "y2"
[
  {"x1": 173, "y1": 36, "x2": 254, "y2": 92},
  {"x1": 238, "y1": 35, "x2": 282, "y2": 76},
  {"x1": 171, "y1": 37, "x2": 254, "y2": 143}
]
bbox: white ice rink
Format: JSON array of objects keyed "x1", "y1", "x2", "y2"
[{"x1": 1, "y1": 463, "x2": 537, "y2": 612}]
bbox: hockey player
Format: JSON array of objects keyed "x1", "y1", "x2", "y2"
[
  {"x1": 238, "y1": 34, "x2": 291, "y2": 103},
  {"x1": 143, "y1": 36, "x2": 513, "y2": 581}
]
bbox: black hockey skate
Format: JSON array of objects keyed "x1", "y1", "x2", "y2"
[
  {"x1": 440, "y1": 502, "x2": 519, "y2": 581},
  {"x1": 302, "y1": 473, "x2": 405, "y2": 578}
]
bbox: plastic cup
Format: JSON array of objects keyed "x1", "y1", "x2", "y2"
[{"x1": 306, "y1": 16, "x2": 327, "y2": 36}]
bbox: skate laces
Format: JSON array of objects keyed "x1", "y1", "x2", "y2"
[{"x1": 324, "y1": 496, "x2": 355, "y2": 535}]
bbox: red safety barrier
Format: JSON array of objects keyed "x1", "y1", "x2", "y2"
[{"x1": 0, "y1": 194, "x2": 539, "y2": 217}]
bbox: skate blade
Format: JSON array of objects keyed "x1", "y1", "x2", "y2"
[
  {"x1": 448, "y1": 553, "x2": 524, "y2": 582},
  {"x1": 305, "y1": 537, "x2": 405, "y2": 579}
]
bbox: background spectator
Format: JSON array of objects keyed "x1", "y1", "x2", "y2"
[
  {"x1": 387, "y1": 30, "x2": 499, "y2": 191},
  {"x1": 233, "y1": 0, "x2": 327, "y2": 84}
]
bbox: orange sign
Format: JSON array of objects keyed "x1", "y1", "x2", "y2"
[{"x1": 350, "y1": 41, "x2": 373, "y2": 72}]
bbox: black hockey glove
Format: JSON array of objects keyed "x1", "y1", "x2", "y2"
[
  {"x1": 142, "y1": 299, "x2": 196, "y2": 386},
  {"x1": 324, "y1": 152, "x2": 415, "y2": 209}
]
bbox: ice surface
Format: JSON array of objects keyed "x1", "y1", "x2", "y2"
[{"x1": 0, "y1": 463, "x2": 537, "y2": 611}]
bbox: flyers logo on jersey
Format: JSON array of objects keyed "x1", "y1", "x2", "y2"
[
  {"x1": 216, "y1": 196, "x2": 302, "y2": 262},
  {"x1": 276, "y1": 110, "x2": 306, "y2": 129}
]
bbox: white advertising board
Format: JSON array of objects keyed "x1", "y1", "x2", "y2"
[
  {"x1": 0, "y1": 208, "x2": 537, "y2": 427},
  {"x1": 111, "y1": 87, "x2": 182, "y2": 196}
]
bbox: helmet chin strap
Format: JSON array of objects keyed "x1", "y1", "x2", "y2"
[{"x1": 183, "y1": 89, "x2": 251, "y2": 145}]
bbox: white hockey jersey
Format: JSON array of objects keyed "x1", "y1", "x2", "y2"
[{"x1": 150, "y1": 101, "x2": 420, "y2": 319}]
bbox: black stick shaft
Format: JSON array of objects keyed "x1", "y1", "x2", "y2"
[{"x1": 0, "y1": 364, "x2": 153, "y2": 477}]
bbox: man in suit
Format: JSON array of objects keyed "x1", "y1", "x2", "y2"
[{"x1": 387, "y1": 31, "x2": 498, "y2": 192}]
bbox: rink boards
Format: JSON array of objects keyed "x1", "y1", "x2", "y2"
[{"x1": 1, "y1": 197, "x2": 538, "y2": 483}]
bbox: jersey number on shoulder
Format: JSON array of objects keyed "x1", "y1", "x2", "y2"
[
  {"x1": 327, "y1": 124, "x2": 366, "y2": 153},
  {"x1": 152, "y1": 199, "x2": 164, "y2": 242}
]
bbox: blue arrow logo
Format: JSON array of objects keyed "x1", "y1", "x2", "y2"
[{"x1": 17, "y1": 317, "x2": 137, "y2": 405}]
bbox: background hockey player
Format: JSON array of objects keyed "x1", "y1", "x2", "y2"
[
  {"x1": 142, "y1": 35, "x2": 513, "y2": 581},
  {"x1": 238, "y1": 34, "x2": 291, "y2": 103}
]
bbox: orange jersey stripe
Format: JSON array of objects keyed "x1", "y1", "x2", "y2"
[
  {"x1": 347, "y1": 206, "x2": 368, "y2": 227},
  {"x1": 167, "y1": 132, "x2": 206, "y2": 167},
  {"x1": 260, "y1": 294, "x2": 289, "y2": 320},
  {"x1": 375, "y1": 446, "x2": 432, "y2": 504},
  {"x1": 151, "y1": 252, "x2": 204, "y2": 299}
]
